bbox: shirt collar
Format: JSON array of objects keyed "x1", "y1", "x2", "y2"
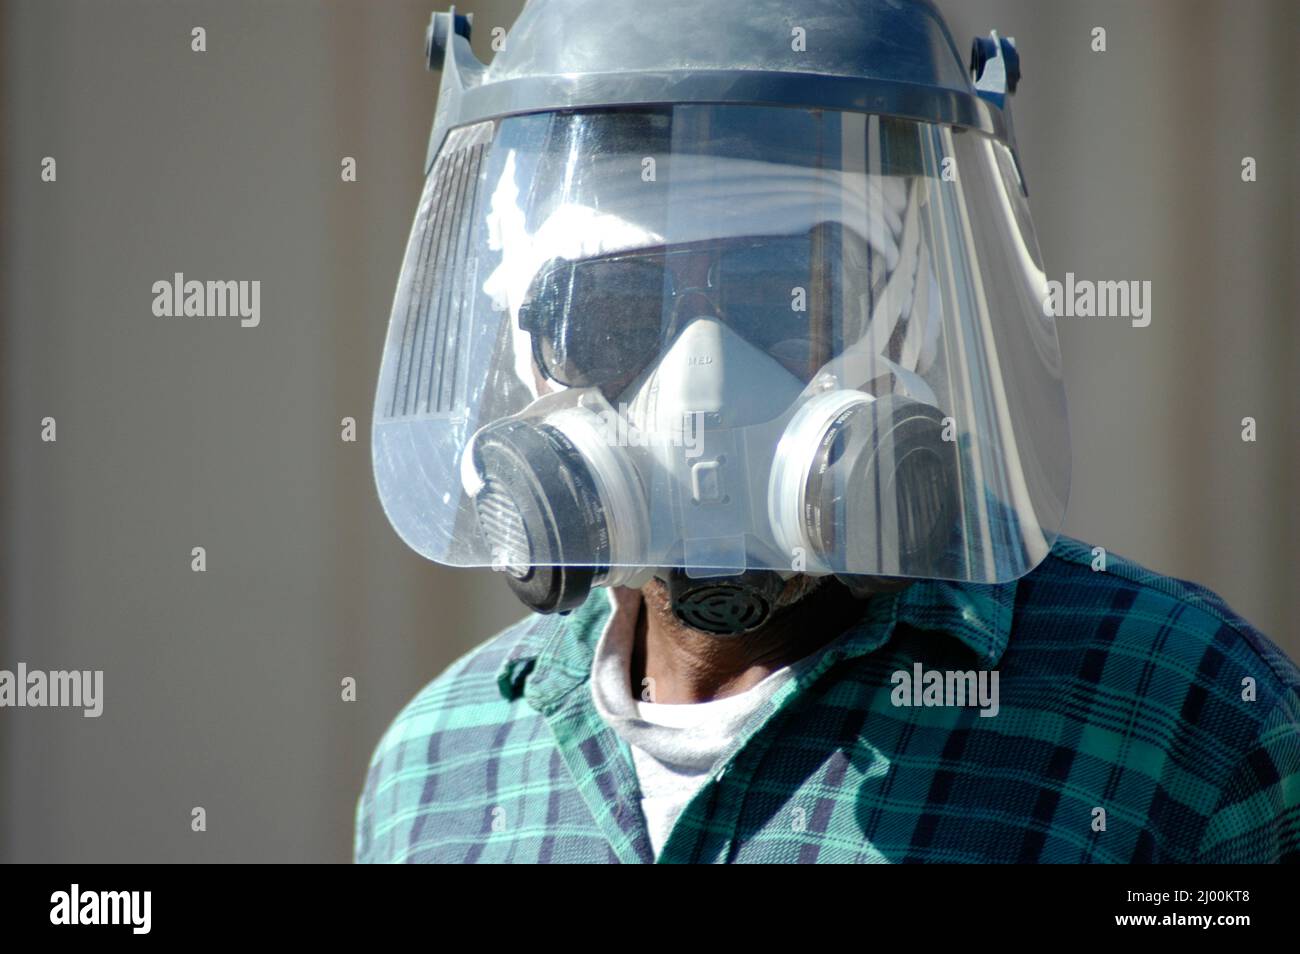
[
  {"x1": 890, "y1": 577, "x2": 1017, "y2": 668},
  {"x1": 496, "y1": 575, "x2": 1018, "y2": 706}
]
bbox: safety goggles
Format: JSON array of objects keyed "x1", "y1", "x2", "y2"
[{"x1": 517, "y1": 233, "x2": 842, "y2": 389}]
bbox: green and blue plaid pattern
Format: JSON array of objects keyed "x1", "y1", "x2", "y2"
[{"x1": 355, "y1": 536, "x2": 1300, "y2": 863}]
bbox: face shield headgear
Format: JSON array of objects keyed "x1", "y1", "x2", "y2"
[{"x1": 372, "y1": 1, "x2": 1069, "y2": 635}]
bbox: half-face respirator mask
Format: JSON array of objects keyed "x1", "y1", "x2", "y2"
[{"x1": 372, "y1": 0, "x2": 1071, "y2": 636}]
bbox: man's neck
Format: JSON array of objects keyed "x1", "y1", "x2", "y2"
[{"x1": 627, "y1": 576, "x2": 901, "y2": 704}]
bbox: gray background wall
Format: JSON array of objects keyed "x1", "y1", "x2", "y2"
[{"x1": 1, "y1": 0, "x2": 1295, "y2": 862}]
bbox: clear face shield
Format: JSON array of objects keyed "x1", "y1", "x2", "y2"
[{"x1": 373, "y1": 104, "x2": 1069, "y2": 618}]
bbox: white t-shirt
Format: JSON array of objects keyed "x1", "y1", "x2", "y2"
[{"x1": 588, "y1": 588, "x2": 799, "y2": 858}]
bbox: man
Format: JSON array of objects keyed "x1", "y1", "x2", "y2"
[{"x1": 357, "y1": 0, "x2": 1300, "y2": 863}]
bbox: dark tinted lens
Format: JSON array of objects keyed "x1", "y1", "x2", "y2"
[
  {"x1": 526, "y1": 258, "x2": 667, "y2": 387},
  {"x1": 714, "y1": 236, "x2": 822, "y2": 348}
]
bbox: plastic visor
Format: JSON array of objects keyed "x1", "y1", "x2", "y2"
[{"x1": 372, "y1": 105, "x2": 1069, "y2": 582}]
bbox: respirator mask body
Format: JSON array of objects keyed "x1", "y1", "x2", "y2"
[{"x1": 372, "y1": 100, "x2": 1070, "y2": 634}]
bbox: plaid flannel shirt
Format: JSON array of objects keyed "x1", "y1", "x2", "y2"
[{"x1": 355, "y1": 536, "x2": 1300, "y2": 863}]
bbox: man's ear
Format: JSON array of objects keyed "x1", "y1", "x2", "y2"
[
  {"x1": 834, "y1": 574, "x2": 914, "y2": 600},
  {"x1": 774, "y1": 573, "x2": 829, "y2": 609}
]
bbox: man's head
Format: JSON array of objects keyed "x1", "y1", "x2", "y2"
[{"x1": 371, "y1": 0, "x2": 1071, "y2": 635}]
